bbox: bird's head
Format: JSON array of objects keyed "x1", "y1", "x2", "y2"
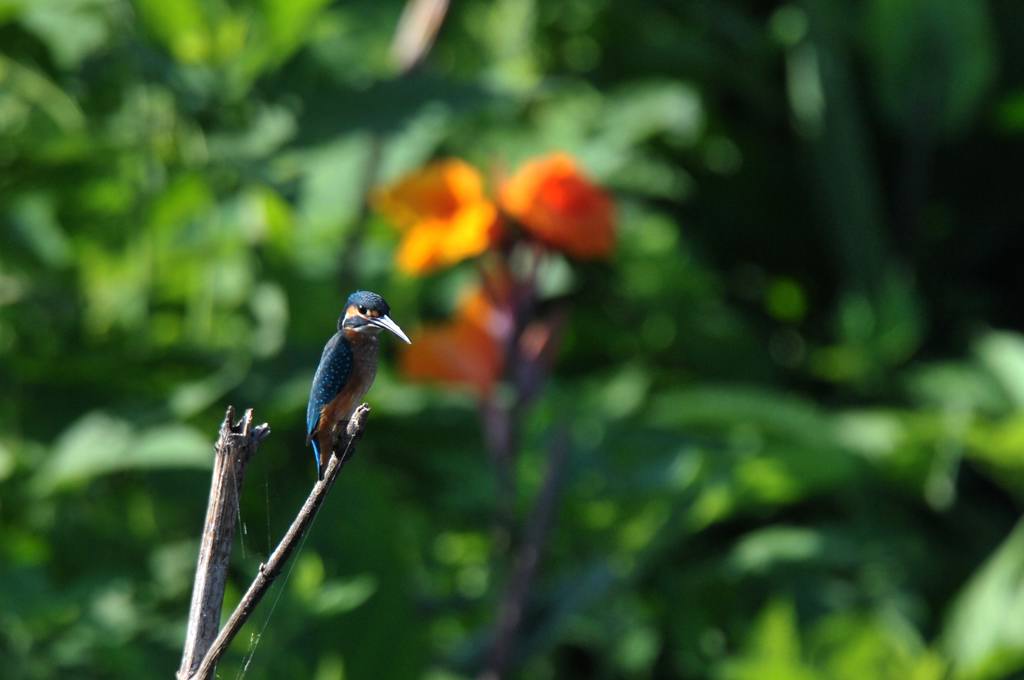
[{"x1": 339, "y1": 290, "x2": 411, "y2": 344}]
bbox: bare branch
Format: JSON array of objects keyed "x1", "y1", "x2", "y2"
[
  {"x1": 186, "y1": 404, "x2": 371, "y2": 680},
  {"x1": 391, "y1": 0, "x2": 450, "y2": 74},
  {"x1": 177, "y1": 407, "x2": 271, "y2": 680}
]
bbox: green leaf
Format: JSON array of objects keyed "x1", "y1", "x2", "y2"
[
  {"x1": 256, "y1": 0, "x2": 332, "y2": 69},
  {"x1": 20, "y1": 0, "x2": 113, "y2": 69},
  {"x1": 134, "y1": 0, "x2": 211, "y2": 64},
  {"x1": 943, "y1": 520, "x2": 1024, "y2": 679},
  {"x1": 9, "y1": 193, "x2": 72, "y2": 267},
  {"x1": 716, "y1": 600, "x2": 819, "y2": 680},
  {"x1": 864, "y1": 0, "x2": 996, "y2": 136},
  {"x1": 34, "y1": 413, "x2": 211, "y2": 493},
  {"x1": 729, "y1": 526, "x2": 825, "y2": 574},
  {"x1": 976, "y1": 333, "x2": 1024, "y2": 411},
  {"x1": 310, "y1": 575, "x2": 378, "y2": 617}
]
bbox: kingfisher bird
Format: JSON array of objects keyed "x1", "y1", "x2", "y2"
[{"x1": 306, "y1": 291, "x2": 411, "y2": 479}]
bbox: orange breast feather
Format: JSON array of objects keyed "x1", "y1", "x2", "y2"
[{"x1": 314, "y1": 358, "x2": 374, "y2": 467}]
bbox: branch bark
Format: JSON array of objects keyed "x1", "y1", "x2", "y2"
[
  {"x1": 391, "y1": 0, "x2": 450, "y2": 74},
  {"x1": 185, "y1": 403, "x2": 371, "y2": 680},
  {"x1": 177, "y1": 407, "x2": 271, "y2": 680}
]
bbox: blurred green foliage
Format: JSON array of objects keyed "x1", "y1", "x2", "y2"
[{"x1": 1, "y1": 0, "x2": 1024, "y2": 678}]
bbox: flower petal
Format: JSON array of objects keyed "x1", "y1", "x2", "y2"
[
  {"x1": 500, "y1": 153, "x2": 615, "y2": 259},
  {"x1": 401, "y1": 322, "x2": 502, "y2": 394},
  {"x1": 374, "y1": 159, "x2": 486, "y2": 229},
  {"x1": 375, "y1": 159, "x2": 501, "y2": 275},
  {"x1": 400, "y1": 285, "x2": 510, "y2": 394}
]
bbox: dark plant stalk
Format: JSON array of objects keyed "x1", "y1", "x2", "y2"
[
  {"x1": 478, "y1": 242, "x2": 568, "y2": 678},
  {"x1": 480, "y1": 431, "x2": 570, "y2": 680}
]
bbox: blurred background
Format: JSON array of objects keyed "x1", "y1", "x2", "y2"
[{"x1": 2, "y1": 0, "x2": 1024, "y2": 678}]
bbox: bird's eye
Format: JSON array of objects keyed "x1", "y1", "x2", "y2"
[{"x1": 358, "y1": 306, "x2": 368, "y2": 315}]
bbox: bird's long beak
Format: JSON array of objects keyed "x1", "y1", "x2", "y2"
[{"x1": 370, "y1": 314, "x2": 412, "y2": 344}]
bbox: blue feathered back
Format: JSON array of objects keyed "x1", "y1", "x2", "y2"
[{"x1": 306, "y1": 331, "x2": 353, "y2": 472}]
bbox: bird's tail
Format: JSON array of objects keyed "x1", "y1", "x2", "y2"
[{"x1": 310, "y1": 438, "x2": 324, "y2": 481}]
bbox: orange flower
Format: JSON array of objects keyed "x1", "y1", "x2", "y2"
[
  {"x1": 373, "y1": 159, "x2": 501, "y2": 275},
  {"x1": 400, "y1": 287, "x2": 509, "y2": 394},
  {"x1": 500, "y1": 153, "x2": 615, "y2": 259}
]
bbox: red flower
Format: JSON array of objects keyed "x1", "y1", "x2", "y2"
[
  {"x1": 500, "y1": 153, "x2": 615, "y2": 259},
  {"x1": 373, "y1": 159, "x2": 501, "y2": 274},
  {"x1": 400, "y1": 288, "x2": 510, "y2": 394}
]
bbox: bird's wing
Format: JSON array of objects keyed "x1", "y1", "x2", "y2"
[{"x1": 306, "y1": 332, "x2": 353, "y2": 442}]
